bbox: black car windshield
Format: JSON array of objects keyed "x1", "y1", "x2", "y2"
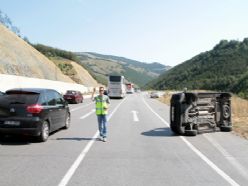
[{"x1": 2, "y1": 91, "x2": 40, "y2": 105}]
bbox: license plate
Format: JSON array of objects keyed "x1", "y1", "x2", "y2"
[{"x1": 4, "y1": 121, "x2": 20, "y2": 126}]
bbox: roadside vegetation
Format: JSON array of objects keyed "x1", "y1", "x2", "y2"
[
  {"x1": 50, "y1": 57, "x2": 78, "y2": 82},
  {"x1": 32, "y1": 44, "x2": 80, "y2": 62},
  {"x1": 158, "y1": 91, "x2": 248, "y2": 139}
]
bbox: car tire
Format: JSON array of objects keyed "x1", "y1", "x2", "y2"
[
  {"x1": 0, "y1": 132, "x2": 4, "y2": 140},
  {"x1": 63, "y1": 113, "x2": 71, "y2": 129},
  {"x1": 220, "y1": 126, "x2": 232, "y2": 132},
  {"x1": 37, "y1": 121, "x2": 49, "y2": 142},
  {"x1": 185, "y1": 129, "x2": 197, "y2": 136},
  {"x1": 170, "y1": 124, "x2": 178, "y2": 134}
]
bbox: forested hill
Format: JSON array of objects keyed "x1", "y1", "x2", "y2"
[{"x1": 145, "y1": 38, "x2": 248, "y2": 98}]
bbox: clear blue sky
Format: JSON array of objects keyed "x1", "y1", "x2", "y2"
[{"x1": 1, "y1": 0, "x2": 248, "y2": 66}]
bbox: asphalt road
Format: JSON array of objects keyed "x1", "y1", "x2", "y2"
[{"x1": 1, "y1": 93, "x2": 248, "y2": 186}]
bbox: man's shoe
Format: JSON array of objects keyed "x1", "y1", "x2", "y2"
[{"x1": 103, "y1": 137, "x2": 107, "y2": 142}]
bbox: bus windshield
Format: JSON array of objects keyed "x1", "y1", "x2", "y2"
[{"x1": 109, "y1": 76, "x2": 121, "y2": 82}]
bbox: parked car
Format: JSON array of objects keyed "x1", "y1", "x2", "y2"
[
  {"x1": 63, "y1": 90, "x2": 83, "y2": 104},
  {"x1": 0, "y1": 88, "x2": 70, "y2": 142},
  {"x1": 150, "y1": 91, "x2": 159, "y2": 98},
  {"x1": 170, "y1": 92, "x2": 232, "y2": 136}
]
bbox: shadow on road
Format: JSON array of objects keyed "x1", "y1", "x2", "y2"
[
  {"x1": 141, "y1": 127, "x2": 177, "y2": 137},
  {"x1": 0, "y1": 135, "x2": 33, "y2": 145},
  {"x1": 56, "y1": 137, "x2": 100, "y2": 141},
  {"x1": 0, "y1": 130, "x2": 61, "y2": 145}
]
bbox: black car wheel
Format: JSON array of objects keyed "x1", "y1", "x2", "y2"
[
  {"x1": 63, "y1": 113, "x2": 71, "y2": 129},
  {"x1": 38, "y1": 121, "x2": 49, "y2": 142}
]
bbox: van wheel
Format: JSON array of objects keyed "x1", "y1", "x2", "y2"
[
  {"x1": 38, "y1": 121, "x2": 49, "y2": 142},
  {"x1": 185, "y1": 130, "x2": 197, "y2": 136},
  {"x1": 220, "y1": 126, "x2": 232, "y2": 132},
  {"x1": 222, "y1": 105, "x2": 230, "y2": 119},
  {"x1": 63, "y1": 114, "x2": 71, "y2": 129}
]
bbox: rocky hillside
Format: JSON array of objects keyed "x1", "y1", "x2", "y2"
[
  {"x1": 0, "y1": 24, "x2": 74, "y2": 82},
  {"x1": 76, "y1": 52, "x2": 170, "y2": 87},
  {"x1": 0, "y1": 24, "x2": 100, "y2": 88},
  {"x1": 50, "y1": 57, "x2": 98, "y2": 87}
]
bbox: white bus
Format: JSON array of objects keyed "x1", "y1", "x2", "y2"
[{"x1": 108, "y1": 75, "x2": 126, "y2": 98}]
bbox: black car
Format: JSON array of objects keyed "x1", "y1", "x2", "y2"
[{"x1": 0, "y1": 88, "x2": 70, "y2": 142}]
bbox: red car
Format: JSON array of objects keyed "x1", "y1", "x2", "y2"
[{"x1": 63, "y1": 90, "x2": 83, "y2": 104}]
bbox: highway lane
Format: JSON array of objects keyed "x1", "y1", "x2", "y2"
[
  {"x1": 0, "y1": 93, "x2": 248, "y2": 186},
  {"x1": 0, "y1": 97, "x2": 122, "y2": 186}
]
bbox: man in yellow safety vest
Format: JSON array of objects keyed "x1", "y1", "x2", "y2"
[{"x1": 91, "y1": 87, "x2": 110, "y2": 142}]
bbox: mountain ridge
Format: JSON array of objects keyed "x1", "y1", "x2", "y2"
[{"x1": 76, "y1": 52, "x2": 170, "y2": 87}]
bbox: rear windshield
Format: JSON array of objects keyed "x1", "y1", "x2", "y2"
[
  {"x1": 109, "y1": 76, "x2": 121, "y2": 82},
  {"x1": 2, "y1": 91, "x2": 40, "y2": 105},
  {"x1": 66, "y1": 91, "x2": 77, "y2": 94}
]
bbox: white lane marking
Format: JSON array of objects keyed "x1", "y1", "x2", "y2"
[
  {"x1": 70, "y1": 102, "x2": 94, "y2": 112},
  {"x1": 204, "y1": 134, "x2": 248, "y2": 180},
  {"x1": 58, "y1": 97, "x2": 127, "y2": 186},
  {"x1": 142, "y1": 98, "x2": 240, "y2": 186},
  {"x1": 131, "y1": 110, "x2": 139, "y2": 122},
  {"x1": 80, "y1": 109, "x2": 95, "y2": 119}
]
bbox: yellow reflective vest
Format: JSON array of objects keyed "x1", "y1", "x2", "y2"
[{"x1": 95, "y1": 95, "x2": 109, "y2": 115}]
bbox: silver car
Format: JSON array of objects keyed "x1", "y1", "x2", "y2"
[{"x1": 150, "y1": 92, "x2": 159, "y2": 98}]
